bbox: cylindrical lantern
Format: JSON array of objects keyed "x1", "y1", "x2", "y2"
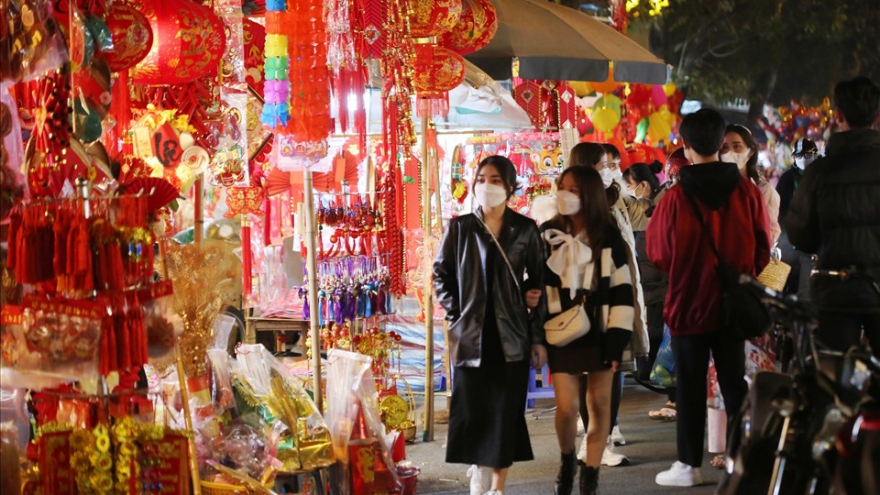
[
  {"x1": 410, "y1": 0, "x2": 462, "y2": 38},
  {"x1": 102, "y1": 3, "x2": 154, "y2": 72},
  {"x1": 130, "y1": 0, "x2": 226, "y2": 85},
  {"x1": 243, "y1": 18, "x2": 266, "y2": 97},
  {"x1": 437, "y1": 0, "x2": 497, "y2": 56},
  {"x1": 413, "y1": 44, "x2": 466, "y2": 95}
]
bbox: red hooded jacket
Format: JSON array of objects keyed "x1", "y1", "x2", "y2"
[{"x1": 647, "y1": 162, "x2": 772, "y2": 336}]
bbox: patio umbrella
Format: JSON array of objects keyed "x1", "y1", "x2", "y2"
[{"x1": 467, "y1": 0, "x2": 670, "y2": 84}]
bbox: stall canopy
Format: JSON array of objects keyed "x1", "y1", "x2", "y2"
[{"x1": 467, "y1": 0, "x2": 671, "y2": 84}]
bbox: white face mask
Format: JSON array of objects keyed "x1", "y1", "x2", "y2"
[
  {"x1": 721, "y1": 151, "x2": 749, "y2": 170},
  {"x1": 474, "y1": 182, "x2": 508, "y2": 209},
  {"x1": 794, "y1": 155, "x2": 816, "y2": 170},
  {"x1": 556, "y1": 190, "x2": 581, "y2": 216},
  {"x1": 599, "y1": 168, "x2": 614, "y2": 188},
  {"x1": 610, "y1": 168, "x2": 623, "y2": 181}
]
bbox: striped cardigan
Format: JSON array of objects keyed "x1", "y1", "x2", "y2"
[{"x1": 541, "y1": 224, "x2": 635, "y2": 364}]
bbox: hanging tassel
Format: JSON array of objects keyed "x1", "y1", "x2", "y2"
[
  {"x1": 263, "y1": 197, "x2": 272, "y2": 246},
  {"x1": 242, "y1": 218, "x2": 252, "y2": 296},
  {"x1": 6, "y1": 204, "x2": 22, "y2": 272}
]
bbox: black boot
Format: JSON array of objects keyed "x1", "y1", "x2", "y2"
[
  {"x1": 554, "y1": 452, "x2": 576, "y2": 495},
  {"x1": 578, "y1": 462, "x2": 599, "y2": 495}
]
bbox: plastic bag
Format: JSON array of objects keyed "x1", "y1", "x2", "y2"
[{"x1": 650, "y1": 325, "x2": 676, "y2": 388}]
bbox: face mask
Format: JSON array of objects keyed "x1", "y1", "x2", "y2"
[
  {"x1": 721, "y1": 151, "x2": 749, "y2": 170},
  {"x1": 474, "y1": 182, "x2": 508, "y2": 209},
  {"x1": 599, "y1": 168, "x2": 614, "y2": 188},
  {"x1": 556, "y1": 190, "x2": 581, "y2": 216},
  {"x1": 795, "y1": 155, "x2": 816, "y2": 170},
  {"x1": 610, "y1": 168, "x2": 623, "y2": 180}
]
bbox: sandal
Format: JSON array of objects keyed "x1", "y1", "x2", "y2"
[
  {"x1": 710, "y1": 454, "x2": 726, "y2": 469},
  {"x1": 648, "y1": 402, "x2": 677, "y2": 421}
]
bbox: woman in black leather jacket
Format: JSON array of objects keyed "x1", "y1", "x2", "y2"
[{"x1": 433, "y1": 155, "x2": 546, "y2": 495}]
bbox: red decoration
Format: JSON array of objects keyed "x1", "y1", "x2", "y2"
[
  {"x1": 413, "y1": 44, "x2": 466, "y2": 95},
  {"x1": 437, "y1": 0, "x2": 497, "y2": 56},
  {"x1": 361, "y1": 0, "x2": 387, "y2": 59},
  {"x1": 151, "y1": 123, "x2": 183, "y2": 169},
  {"x1": 130, "y1": 0, "x2": 226, "y2": 85},
  {"x1": 225, "y1": 187, "x2": 265, "y2": 217},
  {"x1": 409, "y1": 0, "x2": 462, "y2": 38},
  {"x1": 243, "y1": 18, "x2": 266, "y2": 97},
  {"x1": 102, "y1": 3, "x2": 154, "y2": 72}
]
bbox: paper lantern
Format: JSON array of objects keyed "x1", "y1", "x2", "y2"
[
  {"x1": 130, "y1": 0, "x2": 226, "y2": 85},
  {"x1": 648, "y1": 110, "x2": 673, "y2": 143},
  {"x1": 593, "y1": 94, "x2": 622, "y2": 118},
  {"x1": 413, "y1": 45, "x2": 466, "y2": 95},
  {"x1": 650, "y1": 84, "x2": 668, "y2": 108},
  {"x1": 591, "y1": 108, "x2": 620, "y2": 133},
  {"x1": 437, "y1": 0, "x2": 498, "y2": 56},
  {"x1": 636, "y1": 117, "x2": 649, "y2": 143},
  {"x1": 410, "y1": 0, "x2": 462, "y2": 38},
  {"x1": 590, "y1": 65, "x2": 619, "y2": 94},
  {"x1": 243, "y1": 18, "x2": 266, "y2": 97},
  {"x1": 663, "y1": 82, "x2": 677, "y2": 97},
  {"x1": 102, "y1": 3, "x2": 154, "y2": 72}
]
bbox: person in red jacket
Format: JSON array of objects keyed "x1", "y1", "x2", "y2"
[{"x1": 647, "y1": 108, "x2": 772, "y2": 487}]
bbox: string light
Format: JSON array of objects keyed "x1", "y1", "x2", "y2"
[{"x1": 626, "y1": 0, "x2": 669, "y2": 17}]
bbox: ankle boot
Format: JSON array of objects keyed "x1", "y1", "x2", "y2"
[
  {"x1": 578, "y1": 462, "x2": 599, "y2": 495},
  {"x1": 554, "y1": 452, "x2": 576, "y2": 495}
]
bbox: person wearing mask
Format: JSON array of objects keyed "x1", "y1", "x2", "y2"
[
  {"x1": 543, "y1": 165, "x2": 634, "y2": 495},
  {"x1": 567, "y1": 143, "x2": 649, "y2": 468},
  {"x1": 776, "y1": 138, "x2": 819, "y2": 300},
  {"x1": 433, "y1": 155, "x2": 547, "y2": 495},
  {"x1": 648, "y1": 109, "x2": 771, "y2": 487},
  {"x1": 721, "y1": 124, "x2": 781, "y2": 244},
  {"x1": 787, "y1": 76, "x2": 880, "y2": 358}
]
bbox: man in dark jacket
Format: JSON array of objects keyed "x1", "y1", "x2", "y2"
[
  {"x1": 776, "y1": 137, "x2": 819, "y2": 300},
  {"x1": 786, "y1": 76, "x2": 880, "y2": 356},
  {"x1": 647, "y1": 109, "x2": 772, "y2": 487}
]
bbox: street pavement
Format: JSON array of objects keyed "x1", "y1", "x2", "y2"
[{"x1": 406, "y1": 377, "x2": 721, "y2": 494}]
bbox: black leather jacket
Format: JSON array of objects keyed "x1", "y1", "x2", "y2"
[{"x1": 433, "y1": 208, "x2": 545, "y2": 367}]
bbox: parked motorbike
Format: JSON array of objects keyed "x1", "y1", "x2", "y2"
[{"x1": 716, "y1": 269, "x2": 880, "y2": 495}]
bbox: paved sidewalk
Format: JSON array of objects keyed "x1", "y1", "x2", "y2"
[{"x1": 406, "y1": 378, "x2": 720, "y2": 494}]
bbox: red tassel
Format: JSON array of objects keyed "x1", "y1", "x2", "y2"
[
  {"x1": 264, "y1": 197, "x2": 271, "y2": 246},
  {"x1": 242, "y1": 222, "x2": 252, "y2": 296},
  {"x1": 6, "y1": 204, "x2": 21, "y2": 271}
]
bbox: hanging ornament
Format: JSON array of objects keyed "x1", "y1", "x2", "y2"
[
  {"x1": 409, "y1": 0, "x2": 462, "y2": 38},
  {"x1": 101, "y1": 3, "x2": 154, "y2": 72},
  {"x1": 437, "y1": 0, "x2": 497, "y2": 56},
  {"x1": 243, "y1": 18, "x2": 267, "y2": 98},
  {"x1": 130, "y1": 0, "x2": 226, "y2": 85}
]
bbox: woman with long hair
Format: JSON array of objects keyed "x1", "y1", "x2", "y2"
[
  {"x1": 543, "y1": 165, "x2": 635, "y2": 495},
  {"x1": 721, "y1": 124, "x2": 781, "y2": 243},
  {"x1": 433, "y1": 155, "x2": 547, "y2": 495}
]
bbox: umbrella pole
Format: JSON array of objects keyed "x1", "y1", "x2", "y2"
[
  {"x1": 303, "y1": 169, "x2": 324, "y2": 412},
  {"x1": 421, "y1": 99, "x2": 435, "y2": 442}
]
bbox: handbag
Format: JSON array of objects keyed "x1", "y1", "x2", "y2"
[
  {"x1": 757, "y1": 248, "x2": 792, "y2": 292},
  {"x1": 684, "y1": 193, "x2": 773, "y2": 340},
  {"x1": 543, "y1": 297, "x2": 590, "y2": 346}
]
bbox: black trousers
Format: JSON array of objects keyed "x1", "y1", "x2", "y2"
[
  {"x1": 671, "y1": 331, "x2": 747, "y2": 467},
  {"x1": 578, "y1": 371, "x2": 622, "y2": 436},
  {"x1": 818, "y1": 310, "x2": 880, "y2": 357}
]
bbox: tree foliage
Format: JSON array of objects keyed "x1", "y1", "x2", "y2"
[{"x1": 627, "y1": 0, "x2": 880, "y2": 108}]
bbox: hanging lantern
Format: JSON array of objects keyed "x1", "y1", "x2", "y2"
[
  {"x1": 130, "y1": 0, "x2": 226, "y2": 85},
  {"x1": 410, "y1": 0, "x2": 462, "y2": 38},
  {"x1": 102, "y1": 3, "x2": 154, "y2": 72},
  {"x1": 413, "y1": 44, "x2": 466, "y2": 95},
  {"x1": 437, "y1": 0, "x2": 497, "y2": 56}
]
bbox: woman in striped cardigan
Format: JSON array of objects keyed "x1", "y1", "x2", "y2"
[{"x1": 543, "y1": 166, "x2": 635, "y2": 495}]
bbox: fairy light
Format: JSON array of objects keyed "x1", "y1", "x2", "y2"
[{"x1": 626, "y1": 0, "x2": 669, "y2": 16}]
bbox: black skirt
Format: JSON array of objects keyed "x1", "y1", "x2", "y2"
[
  {"x1": 547, "y1": 324, "x2": 611, "y2": 375},
  {"x1": 446, "y1": 250, "x2": 534, "y2": 468}
]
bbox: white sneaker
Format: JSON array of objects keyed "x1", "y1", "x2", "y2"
[
  {"x1": 601, "y1": 436, "x2": 629, "y2": 466},
  {"x1": 467, "y1": 465, "x2": 487, "y2": 495},
  {"x1": 611, "y1": 425, "x2": 626, "y2": 445},
  {"x1": 655, "y1": 461, "x2": 702, "y2": 487},
  {"x1": 483, "y1": 491, "x2": 503, "y2": 495}
]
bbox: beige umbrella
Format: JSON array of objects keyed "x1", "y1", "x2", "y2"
[{"x1": 467, "y1": 0, "x2": 670, "y2": 84}]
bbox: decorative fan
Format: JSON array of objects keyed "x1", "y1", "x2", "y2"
[
  {"x1": 265, "y1": 150, "x2": 361, "y2": 197},
  {"x1": 120, "y1": 177, "x2": 178, "y2": 212}
]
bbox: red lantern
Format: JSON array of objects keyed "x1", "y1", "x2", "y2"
[
  {"x1": 102, "y1": 3, "x2": 154, "y2": 72},
  {"x1": 243, "y1": 18, "x2": 266, "y2": 97},
  {"x1": 130, "y1": 0, "x2": 226, "y2": 85},
  {"x1": 413, "y1": 45, "x2": 466, "y2": 95},
  {"x1": 437, "y1": 0, "x2": 497, "y2": 56},
  {"x1": 410, "y1": 0, "x2": 462, "y2": 38}
]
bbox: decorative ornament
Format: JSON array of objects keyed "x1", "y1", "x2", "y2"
[
  {"x1": 409, "y1": 0, "x2": 462, "y2": 38},
  {"x1": 591, "y1": 107, "x2": 620, "y2": 133},
  {"x1": 130, "y1": 0, "x2": 227, "y2": 85},
  {"x1": 437, "y1": 0, "x2": 497, "y2": 56},
  {"x1": 243, "y1": 18, "x2": 267, "y2": 97},
  {"x1": 102, "y1": 3, "x2": 154, "y2": 72},
  {"x1": 413, "y1": 45, "x2": 466, "y2": 95}
]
